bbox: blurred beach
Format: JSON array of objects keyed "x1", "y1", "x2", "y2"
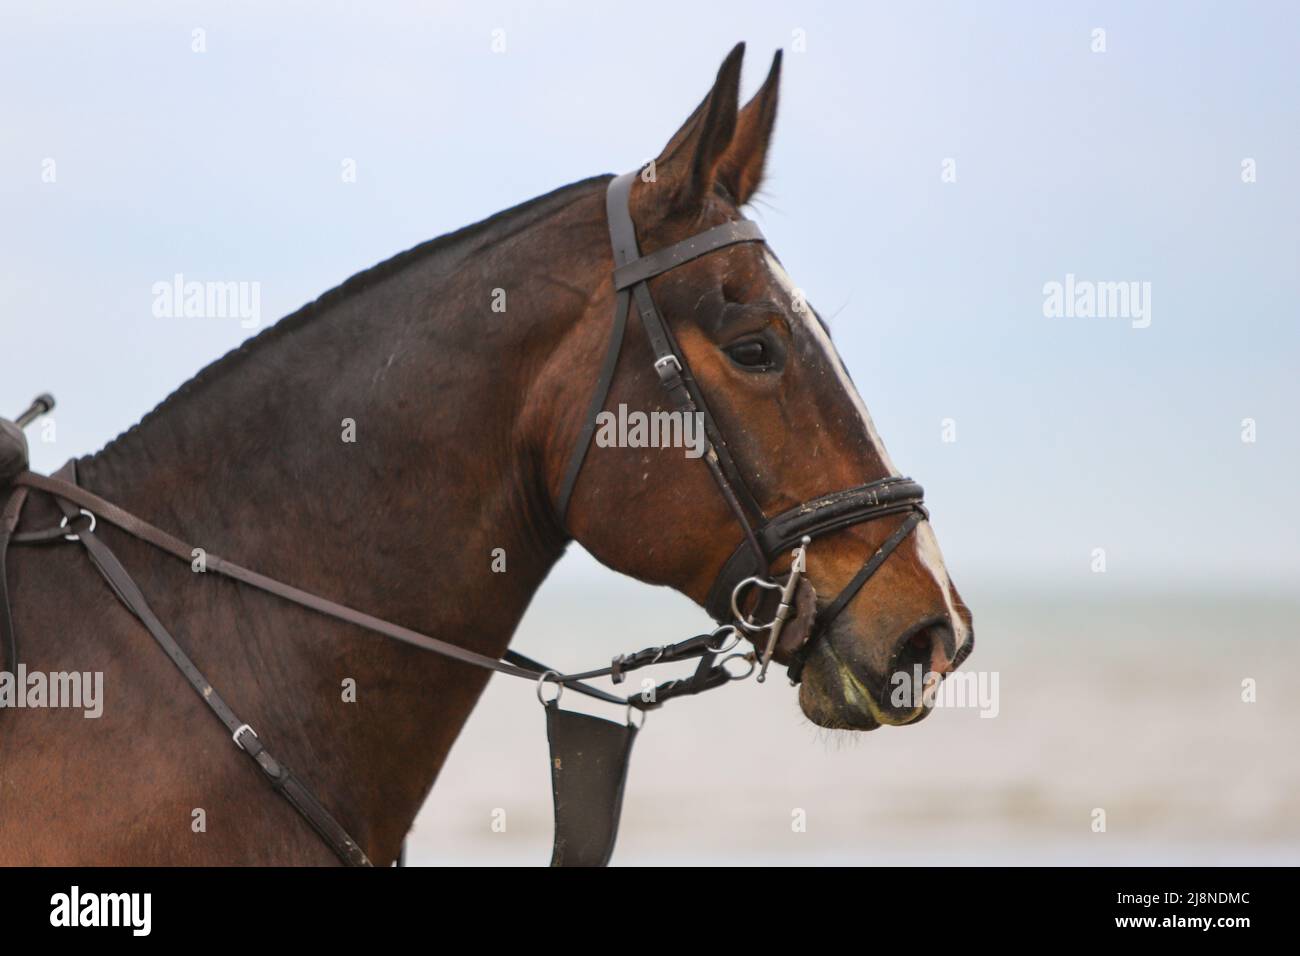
[{"x1": 409, "y1": 555, "x2": 1300, "y2": 866}]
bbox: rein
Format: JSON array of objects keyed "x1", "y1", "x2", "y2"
[
  {"x1": 1, "y1": 459, "x2": 752, "y2": 866},
  {"x1": 0, "y1": 169, "x2": 930, "y2": 866}
]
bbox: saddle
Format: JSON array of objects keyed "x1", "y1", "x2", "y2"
[{"x1": 1, "y1": 395, "x2": 54, "y2": 673}]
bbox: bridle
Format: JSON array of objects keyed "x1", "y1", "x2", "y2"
[
  {"x1": 0, "y1": 169, "x2": 930, "y2": 867},
  {"x1": 559, "y1": 170, "x2": 928, "y2": 683}
]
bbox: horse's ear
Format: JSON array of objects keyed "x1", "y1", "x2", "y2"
[
  {"x1": 648, "y1": 43, "x2": 745, "y2": 213},
  {"x1": 716, "y1": 50, "x2": 781, "y2": 206}
]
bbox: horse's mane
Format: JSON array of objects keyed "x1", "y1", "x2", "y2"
[{"x1": 92, "y1": 174, "x2": 611, "y2": 462}]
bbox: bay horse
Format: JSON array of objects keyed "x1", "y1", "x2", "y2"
[{"x1": 0, "y1": 44, "x2": 972, "y2": 865}]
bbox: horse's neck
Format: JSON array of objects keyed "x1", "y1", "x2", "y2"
[
  {"x1": 71, "y1": 204, "x2": 596, "y2": 858},
  {"x1": 82, "y1": 249, "x2": 570, "y2": 633}
]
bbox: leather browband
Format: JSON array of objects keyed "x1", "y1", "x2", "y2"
[{"x1": 612, "y1": 220, "x2": 765, "y2": 290}]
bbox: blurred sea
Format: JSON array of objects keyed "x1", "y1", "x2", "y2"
[{"x1": 409, "y1": 567, "x2": 1299, "y2": 866}]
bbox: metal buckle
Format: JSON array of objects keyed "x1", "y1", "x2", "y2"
[
  {"x1": 653, "y1": 354, "x2": 682, "y2": 379},
  {"x1": 730, "y1": 537, "x2": 811, "y2": 683},
  {"x1": 232, "y1": 723, "x2": 258, "y2": 751}
]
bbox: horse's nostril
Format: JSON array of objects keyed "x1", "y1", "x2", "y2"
[
  {"x1": 888, "y1": 627, "x2": 934, "y2": 685},
  {"x1": 888, "y1": 622, "x2": 955, "y2": 690},
  {"x1": 918, "y1": 622, "x2": 958, "y2": 673}
]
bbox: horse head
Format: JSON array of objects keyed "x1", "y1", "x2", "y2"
[{"x1": 549, "y1": 45, "x2": 973, "y2": 730}]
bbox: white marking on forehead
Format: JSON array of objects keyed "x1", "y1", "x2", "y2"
[
  {"x1": 761, "y1": 251, "x2": 966, "y2": 651},
  {"x1": 913, "y1": 521, "x2": 969, "y2": 651},
  {"x1": 760, "y1": 250, "x2": 898, "y2": 475}
]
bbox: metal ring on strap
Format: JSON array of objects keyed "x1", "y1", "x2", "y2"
[
  {"x1": 536, "y1": 669, "x2": 564, "y2": 705},
  {"x1": 706, "y1": 624, "x2": 740, "y2": 654},
  {"x1": 59, "y1": 508, "x2": 96, "y2": 542}
]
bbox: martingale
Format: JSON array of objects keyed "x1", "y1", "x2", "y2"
[{"x1": 0, "y1": 170, "x2": 927, "y2": 867}]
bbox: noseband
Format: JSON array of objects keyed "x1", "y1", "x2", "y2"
[{"x1": 559, "y1": 170, "x2": 928, "y2": 683}]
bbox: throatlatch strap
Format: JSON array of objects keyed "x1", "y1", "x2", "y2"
[
  {"x1": 545, "y1": 702, "x2": 637, "y2": 867},
  {"x1": 555, "y1": 286, "x2": 631, "y2": 525}
]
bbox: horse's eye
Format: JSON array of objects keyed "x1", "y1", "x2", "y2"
[{"x1": 725, "y1": 339, "x2": 771, "y2": 369}]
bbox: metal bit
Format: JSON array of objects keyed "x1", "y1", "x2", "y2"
[{"x1": 757, "y1": 536, "x2": 811, "y2": 683}]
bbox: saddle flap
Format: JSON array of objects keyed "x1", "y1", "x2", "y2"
[{"x1": 545, "y1": 702, "x2": 637, "y2": 867}]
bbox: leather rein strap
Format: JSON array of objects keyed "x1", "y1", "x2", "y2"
[
  {"x1": 7, "y1": 459, "x2": 749, "y2": 866},
  {"x1": 11, "y1": 469, "x2": 730, "y2": 710}
]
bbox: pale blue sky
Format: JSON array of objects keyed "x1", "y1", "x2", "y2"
[{"x1": 2, "y1": 1, "x2": 1296, "y2": 594}]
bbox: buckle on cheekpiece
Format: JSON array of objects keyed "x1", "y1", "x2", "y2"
[{"x1": 652, "y1": 354, "x2": 682, "y2": 382}]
